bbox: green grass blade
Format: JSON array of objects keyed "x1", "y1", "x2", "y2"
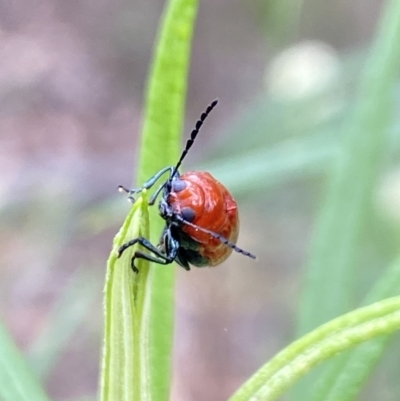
[
  {"x1": 135, "y1": 0, "x2": 199, "y2": 398},
  {"x1": 198, "y1": 132, "x2": 339, "y2": 196},
  {"x1": 228, "y1": 296, "x2": 400, "y2": 401},
  {"x1": 100, "y1": 0, "x2": 199, "y2": 400},
  {"x1": 297, "y1": 0, "x2": 400, "y2": 335},
  {"x1": 138, "y1": 0, "x2": 199, "y2": 187},
  {"x1": 101, "y1": 194, "x2": 151, "y2": 401},
  {"x1": 312, "y1": 254, "x2": 400, "y2": 401},
  {"x1": 0, "y1": 320, "x2": 51, "y2": 401},
  {"x1": 293, "y1": 1, "x2": 400, "y2": 398}
]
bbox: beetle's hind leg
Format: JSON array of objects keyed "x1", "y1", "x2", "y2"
[{"x1": 118, "y1": 236, "x2": 176, "y2": 273}]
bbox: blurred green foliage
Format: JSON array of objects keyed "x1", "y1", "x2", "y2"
[{"x1": 1, "y1": 0, "x2": 400, "y2": 400}]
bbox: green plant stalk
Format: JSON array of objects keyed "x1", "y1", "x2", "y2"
[
  {"x1": 228, "y1": 296, "x2": 400, "y2": 401},
  {"x1": 0, "y1": 320, "x2": 51, "y2": 401},
  {"x1": 298, "y1": 0, "x2": 400, "y2": 336},
  {"x1": 101, "y1": 194, "x2": 151, "y2": 401},
  {"x1": 138, "y1": 0, "x2": 199, "y2": 187},
  {"x1": 135, "y1": 0, "x2": 199, "y2": 398},
  {"x1": 198, "y1": 132, "x2": 339, "y2": 196},
  {"x1": 101, "y1": 0, "x2": 199, "y2": 400},
  {"x1": 312, "y1": 254, "x2": 400, "y2": 401},
  {"x1": 295, "y1": 0, "x2": 400, "y2": 398}
]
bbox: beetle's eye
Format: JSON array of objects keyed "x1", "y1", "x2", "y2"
[
  {"x1": 172, "y1": 179, "x2": 186, "y2": 192},
  {"x1": 181, "y1": 207, "x2": 195, "y2": 222}
]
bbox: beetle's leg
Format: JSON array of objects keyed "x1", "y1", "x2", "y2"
[
  {"x1": 148, "y1": 171, "x2": 184, "y2": 206},
  {"x1": 148, "y1": 181, "x2": 167, "y2": 205},
  {"x1": 119, "y1": 166, "x2": 175, "y2": 202},
  {"x1": 118, "y1": 234, "x2": 179, "y2": 273},
  {"x1": 131, "y1": 250, "x2": 173, "y2": 271},
  {"x1": 163, "y1": 227, "x2": 180, "y2": 259},
  {"x1": 118, "y1": 236, "x2": 162, "y2": 258}
]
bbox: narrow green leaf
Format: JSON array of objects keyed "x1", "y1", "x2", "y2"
[
  {"x1": 294, "y1": 1, "x2": 400, "y2": 398},
  {"x1": 312, "y1": 254, "x2": 400, "y2": 401},
  {"x1": 0, "y1": 320, "x2": 51, "y2": 401},
  {"x1": 198, "y1": 132, "x2": 339, "y2": 196},
  {"x1": 101, "y1": 0, "x2": 199, "y2": 400},
  {"x1": 135, "y1": 0, "x2": 199, "y2": 399},
  {"x1": 101, "y1": 193, "x2": 151, "y2": 401},
  {"x1": 138, "y1": 0, "x2": 199, "y2": 188},
  {"x1": 229, "y1": 296, "x2": 400, "y2": 401},
  {"x1": 297, "y1": 0, "x2": 400, "y2": 335}
]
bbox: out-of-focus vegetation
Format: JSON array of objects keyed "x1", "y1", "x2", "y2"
[{"x1": 1, "y1": 0, "x2": 400, "y2": 401}]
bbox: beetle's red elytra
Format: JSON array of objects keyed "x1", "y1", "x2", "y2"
[{"x1": 118, "y1": 100, "x2": 256, "y2": 272}]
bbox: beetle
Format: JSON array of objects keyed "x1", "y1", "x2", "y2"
[{"x1": 118, "y1": 100, "x2": 256, "y2": 272}]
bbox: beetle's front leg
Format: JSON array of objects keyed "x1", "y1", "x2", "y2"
[{"x1": 118, "y1": 166, "x2": 174, "y2": 204}]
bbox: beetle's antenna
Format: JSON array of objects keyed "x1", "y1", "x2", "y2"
[
  {"x1": 175, "y1": 216, "x2": 256, "y2": 260},
  {"x1": 171, "y1": 99, "x2": 219, "y2": 179}
]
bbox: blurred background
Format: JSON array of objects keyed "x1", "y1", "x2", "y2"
[{"x1": 1, "y1": 0, "x2": 400, "y2": 400}]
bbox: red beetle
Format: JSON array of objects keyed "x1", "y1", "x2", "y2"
[{"x1": 118, "y1": 100, "x2": 256, "y2": 272}]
